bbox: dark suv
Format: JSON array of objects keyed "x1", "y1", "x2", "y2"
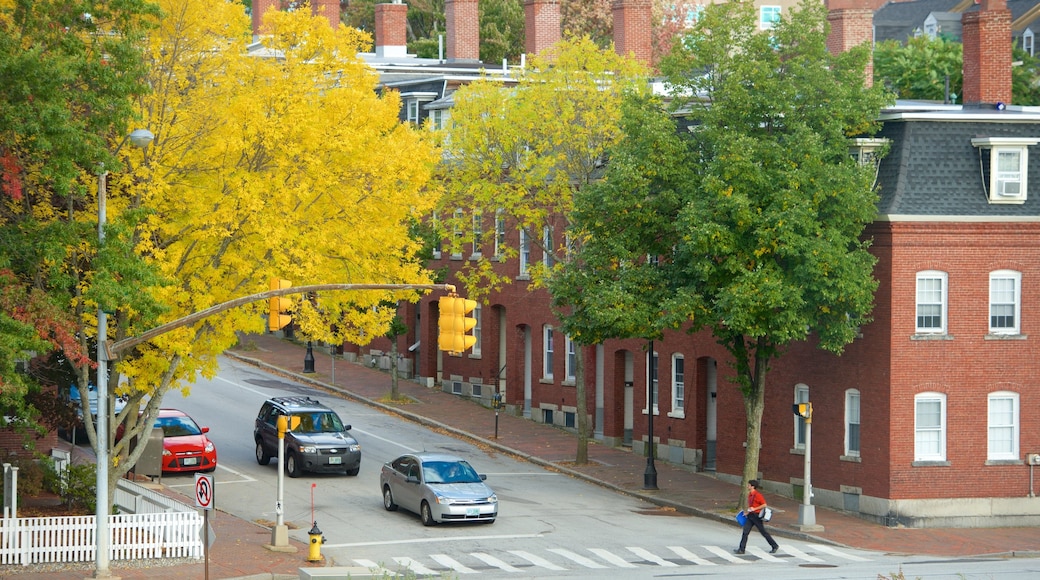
[{"x1": 254, "y1": 396, "x2": 361, "y2": 477}]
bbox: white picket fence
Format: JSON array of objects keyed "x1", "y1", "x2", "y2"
[{"x1": 0, "y1": 511, "x2": 203, "y2": 566}]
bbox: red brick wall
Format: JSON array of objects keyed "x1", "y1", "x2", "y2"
[
  {"x1": 962, "y1": 0, "x2": 1012, "y2": 106},
  {"x1": 826, "y1": 9, "x2": 874, "y2": 86},
  {"x1": 251, "y1": 0, "x2": 281, "y2": 37},
  {"x1": 612, "y1": 0, "x2": 652, "y2": 67},
  {"x1": 446, "y1": 0, "x2": 480, "y2": 62},
  {"x1": 311, "y1": 0, "x2": 341, "y2": 29},
  {"x1": 524, "y1": 0, "x2": 561, "y2": 58}
]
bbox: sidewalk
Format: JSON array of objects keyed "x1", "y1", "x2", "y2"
[{"x1": 8, "y1": 333, "x2": 1039, "y2": 579}]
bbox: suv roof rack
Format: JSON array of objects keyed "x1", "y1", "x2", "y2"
[{"x1": 271, "y1": 396, "x2": 323, "y2": 408}]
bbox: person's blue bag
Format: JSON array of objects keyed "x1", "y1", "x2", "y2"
[{"x1": 736, "y1": 510, "x2": 747, "y2": 526}]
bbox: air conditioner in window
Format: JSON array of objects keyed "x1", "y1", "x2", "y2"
[
  {"x1": 997, "y1": 179, "x2": 1022, "y2": 197},
  {"x1": 1027, "y1": 453, "x2": 1040, "y2": 466}
]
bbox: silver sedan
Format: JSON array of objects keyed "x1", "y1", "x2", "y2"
[{"x1": 379, "y1": 452, "x2": 498, "y2": 526}]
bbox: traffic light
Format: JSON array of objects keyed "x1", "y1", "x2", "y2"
[
  {"x1": 793, "y1": 402, "x2": 813, "y2": 421},
  {"x1": 277, "y1": 414, "x2": 301, "y2": 438},
  {"x1": 269, "y1": 278, "x2": 293, "y2": 331},
  {"x1": 438, "y1": 294, "x2": 477, "y2": 354}
]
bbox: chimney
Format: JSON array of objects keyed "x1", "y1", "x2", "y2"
[
  {"x1": 252, "y1": 0, "x2": 280, "y2": 39},
  {"x1": 312, "y1": 0, "x2": 341, "y2": 29},
  {"x1": 525, "y1": 0, "x2": 561, "y2": 57},
  {"x1": 826, "y1": 8, "x2": 875, "y2": 86},
  {"x1": 961, "y1": 0, "x2": 1012, "y2": 106},
  {"x1": 446, "y1": 0, "x2": 480, "y2": 62},
  {"x1": 611, "y1": 0, "x2": 651, "y2": 66},
  {"x1": 375, "y1": 2, "x2": 409, "y2": 58}
]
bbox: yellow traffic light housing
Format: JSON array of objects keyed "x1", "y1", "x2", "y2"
[
  {"x1": 793, "y1": 402, "x2": 813, "y2": 423},
  {"x1": 276, "y1": 415, "x2": 301, "y2": 438},
  {"x1": 438, "y1": 294, "x2": 477, "y2": 354},
  {"x1": 269, "y1": 278, "x2": 293, "y2": 331}
]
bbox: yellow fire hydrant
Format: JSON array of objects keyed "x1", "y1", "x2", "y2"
[{"x1": 307, "y1": 521, "x2": 325, "y2": 562}]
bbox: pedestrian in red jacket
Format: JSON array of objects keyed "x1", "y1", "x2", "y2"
[{"x1": 736, "y1": 479, "x2": 779, "y2": 554}]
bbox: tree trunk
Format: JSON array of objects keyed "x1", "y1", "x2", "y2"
[
  {"x1": 574, "y1": 346, "x2": 589, "y2": 464},
  {"x1": 390, "y1": 339, "x2": 400, "y2": 399},
  {"x1": 738, "y1": 337, "x2": 769, "y2": 510}
]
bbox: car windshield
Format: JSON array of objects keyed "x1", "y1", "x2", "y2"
[
  {"x1": 292, "y1": 411, "x2": 343, "y2": 434},
  {"x1": 423, "y1": 460, "x2": 481, "y2": 484},
  {"x1": 155, "y1": 415, "x2": 202, "y2": 437}
]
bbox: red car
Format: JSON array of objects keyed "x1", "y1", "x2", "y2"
[{"x1": 155, "y1": 409, "x2": 217, "y2": 473}]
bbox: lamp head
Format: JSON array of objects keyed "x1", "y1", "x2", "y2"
[{"x1": 128, "y1": 129, "x2": 154, "y2": 149}]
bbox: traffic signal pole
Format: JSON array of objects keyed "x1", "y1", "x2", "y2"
[{"x1": 794, "y1": 402, "x2": 824, "y2": 531}]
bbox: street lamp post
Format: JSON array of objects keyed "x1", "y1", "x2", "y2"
[
  {"x1": 644, "y1": 340, "x2": 658, "y2": 490},
  {"x1": 95, "y1": 128, "x2": 153, "y2": 579}
]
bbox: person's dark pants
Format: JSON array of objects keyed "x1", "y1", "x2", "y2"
[{"x1": 739, "y1": 512, "x2": 779, "y2": 551}]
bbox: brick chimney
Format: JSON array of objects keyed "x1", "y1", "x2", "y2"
[
  {"x1": 446, "y1": 0, "x2": 480, "y2": 62},
  {"x1": 375, "y1": 2, "x2": 408, "y2": 58},
  {"x1": 525, "y1": 0, "x2": 561, "y2": 57},
  {"x1": 825, "y1": 1, "x2": 887, "y2": 87},
  {"x1": 312, "y1": 0, "x2": 341, "y2": 29},
  {"x1": 252, "y1": 0, "x2": 280, "y2": 38},
  {"x1": 961, "y1": 0, "x2": 1012, "y2": 106},
  {"x1": 611, "y1": 0, "x2": 651, "y2": 66}
]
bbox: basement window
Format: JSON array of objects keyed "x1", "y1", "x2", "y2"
[{"x1": 971, "y1": 137, "x2": 1040, "y2": 204}]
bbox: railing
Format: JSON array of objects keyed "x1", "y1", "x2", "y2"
[{"x1": 0, "y1": 511, "x2": 203, "y2": 566}]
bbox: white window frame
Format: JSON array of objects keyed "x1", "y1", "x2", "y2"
[
  {"x1": 451, "y1": 209, "x2": 464, "y2": 258},
  {"x1": 543, "y1": 226, "x2": 554, "y2": 268},
  {"x1": 988, "y1": 391, "x2": 1019, "y2": 461},
  {"x1": 471, "y1": 212, "x2": 482, "y2": 258},
  {"x1": 971, "y1": 137, "x2": 1039, "y2": 204},
  {"x1": 916, "y1": 271, "x2": 948, "y2": 334},
  {"x1": 989, "y1": 270, "x2": 1021, "y2": 335},
  {"x1": 494, "y1": 210, "x2": 506, "y2": 258},
  {"x1": 845, "y1": 389, "x2": 861, "y2": 457},
  {"x1": 915, "y1": 392, "x2": 946, "y2": 462},
  {"x1": 564, "y1": 335, "x2": 576, "y2": 382},
  {"x1": 519, "y1": 228, "x2": 530, "y2": 277},
  {"x1": 794, "y1": 384, "x2": 809, "y2": 449},
  {"x1": 1024, "y1": 29, "x2": 1035, "y2": 57},
  {"x1": 543, "y1": 325, "x2": 553, "y2": 379},
  {"x1": 471, "y1": 304, "x2": 482, "y2": 357},
  {"x1": 669, "y1": 354, "x2": 685, "y2": 418},
  {"x1": 759, "y1": 6, "x2": 781, "y2": 30}
]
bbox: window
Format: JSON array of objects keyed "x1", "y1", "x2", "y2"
[
  {"x1": 915, "y1": 392, "x2": 946, "y2": 462},
  {"x1": 451, "y1": 381, "x2": 463, "y2": 395},
  {"x1": 1024, "y1": 29, "x2": 1035, "y2": 57},
  {"x1": 451, "y1": 209, "x2": 464, "y2": 257},
  {"x1": 494, "y1": 211, "x2": 506, "y2": 258},
  {"x1": 646, "y1": 350, "x2": 659, "y2": 413},
  {"x1": 794, "y1": 384, "x2": 809, "y2": 449},
  {"x1": 989, "y1": 270, "x2": 1021, "y2": 335},
  {"x1": 971, "y1": 137, "x2": 1039, "y2": 204},
  {"x1": 543, "y1": 325, "x2": 554, "y2": 379},
  {"x1": 565, "y1": 335, "x2": 576, "y2": 382},
  {"x1": 564, "y1": 411, "x2": 576, "y2": 428},
  {"x1": 429, "y1": 108, "x2": 450, "y2": 131},
  {"x1": 543, "y1": 226, "x2": 554, "y2": 267},
  {"x1": 519, "y1": 228, "x2": 530, "y2": 277},
  {"x1": 406, "y1": 100, "x2": 420, "y2": 124},
  {"x1": 759, "y1": 6, "x2": 781, "y2": 30},
  {"x1": 916, "y1": 271, "x2": 947, "y2": 334},
  {"x1": 471, "y1": 304, "x2": 482, "y2": 356},
  {"x1": 471, "y1": 382, "x2": 483, "y2": 397},
  {"x1": 471, "y1": 212, "x2": 482, "y2": 257},
  {"x1": 988, "y1": 392, "x2": 1019, "y2": 461},
  {"x1": 401, "y1": 92, "x2": 437, "y2": 125},
  {"x1": 671, "y1": 355, "x2": 685, "y2": 417},
  {"x1": 845, "y1": 389, "x2": 861, "y2": 457}
]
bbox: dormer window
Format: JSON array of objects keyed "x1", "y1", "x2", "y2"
[
  {"x1": 971, "y1": 137, "x2": 1040, "y2": 204},
  {"x1": 401, "y1": 91, "x2": 438, "y2": 125},
  {"x1": 849, "y1": 138, "x2": 888, "y2": 166}
]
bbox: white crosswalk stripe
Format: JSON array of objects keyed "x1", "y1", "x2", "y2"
[
  {"x1": 352, "y1": 558, "x2": 394, "y2": 573},
  {"x1": 627, "y1": 546, "x2": 679, "y2": 567},
  {"x1": 470, "y1": 552, "x2": 524, "y2": 573},
  {"x1": 588, "y1": 548, "x2": 638, "y2": 568},
  {"x1": 394, "y1": 556, "x2": 439, "y2": 576},
  {"x1": 548, "y1": 548, "x2": 609, "y2": 568},
  {"x1": 748, "y1": 546, "x2": 783, "y2": 561},
  {"x1": 431, "y1": 553, "x2": 479, "y2": 573},
  {"x1": 702, "y1": 544, "x2": 751, "y2": 563},
  {"x1": 667, "y1": 546, "x2": 717, "y2": 565},
  {"x1": 509, "y1": 549, "x2": 567, "y2": 570},
  {"x1": 779, "y1": 544, "x2": 824, "y2": 562},
  {"x1": 813, "y1": 544, "x2": 872, "y2": 561}
]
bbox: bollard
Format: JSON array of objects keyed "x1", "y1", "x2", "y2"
[{"x1": 307, "y1": 521, "x2": 325, "y2": 562}]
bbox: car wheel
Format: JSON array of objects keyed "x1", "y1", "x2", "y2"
[
  {"x1": 255, "y1": 441, "x2": 271, "y2": 466},
  {"x1": 286, "y1": 451, "x2": 302, "y2": 478},
  {"x1": 420, "y1": 501, "x2": 436, "y2": 526},
  {"x1": 382, "y1": 486, "x2": 398, "y2": 511},
  {"x1": 346, "y1": 466, "x2": 360, "y2": 476}
]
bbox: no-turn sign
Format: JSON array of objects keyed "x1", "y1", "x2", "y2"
[{"x1": 195, "y1": 473, "x2": 214, "y2": 510}]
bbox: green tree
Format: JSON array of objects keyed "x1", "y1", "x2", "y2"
[
  {"x1": 592, "y1": 0, "x2": 890, "y2": 504},
  {"x1": 874, "y1": 35, "x2": 962, "y2": 102},
  {"x1": 441, "y1": 37, "x2": 647, "y2": 464}
]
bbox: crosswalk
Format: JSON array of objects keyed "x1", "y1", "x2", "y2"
[{"x1": 350, "y1": 543, "x2": 871, "y2": 576}]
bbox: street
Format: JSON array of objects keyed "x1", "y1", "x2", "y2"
[{"x1": 158, "y1": 356, "x2": 1038, "y2": 579}]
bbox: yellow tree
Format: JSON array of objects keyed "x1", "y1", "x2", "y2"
[
  {"x1": 441, "y1": 37, "x2": 646, "y2": 463},
  {"x1": 91, "y1": 0, "x2": 440, "y2": 493}
]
